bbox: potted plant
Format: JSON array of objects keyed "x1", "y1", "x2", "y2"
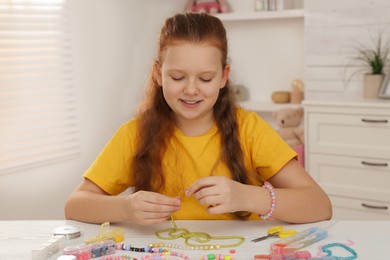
[{"x1": 345, "y1": 32, "x2": 390, "y2": 99}]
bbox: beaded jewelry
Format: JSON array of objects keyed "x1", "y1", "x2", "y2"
[
  {"x1": 116, "y1": 243, "x2": 151, "y2": 253},
  {"x1": 148, "y1": 242, "x2": 196, "y2": 251},
  {"x1": 113, "y1": 244, "x2": 190, "y2": 260},
  {"x1": 141, "y1": 252, "x2": 190, "y2": 260},
  {"x1": 320, "y1": 243, "x2": 358, "y2": 260},
  {"x1": 100, "y1": 256, "x2": 137, "y2": 260},
  {"x1": 259, "y1": 181, "x2": 276, "y2": 220},
  {"x1": 155, "y1": 215, "x2": 245, "y2": 250},
  {"x1": 200, "y1": 253, "x2": 234, "y2": 260}
]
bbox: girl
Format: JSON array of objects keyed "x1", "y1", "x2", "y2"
[{"x1": 65, "y1": 12, "x2": 332, "y2": 225}]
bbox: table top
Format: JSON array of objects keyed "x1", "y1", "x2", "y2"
[{"x1": 1, "y1": 220, "x2": 389, "y2": 259}]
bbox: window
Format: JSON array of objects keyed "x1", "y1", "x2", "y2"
[{"x1": 0, "y1": 0, "x2": 78, "y2": 173}]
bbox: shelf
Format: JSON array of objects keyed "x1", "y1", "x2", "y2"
[
  {"x1": 214, "y1": 9, "x2": 304, "y2": 21},
  {"x1": 239, "y1": 100, "x2": 301, "y2": 112}
]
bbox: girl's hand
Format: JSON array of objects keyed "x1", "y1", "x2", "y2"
[
  {"x1": 185, "y1": 176, "x2": 249, "y2": 215},
  {"x1": 125, "y1": 190, "x2": 181, "y2": 225}
]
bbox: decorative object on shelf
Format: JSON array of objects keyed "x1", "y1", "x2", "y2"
[
  {"x1": 267, "y1": 0, "x2": 284, "y2": 11},
  {"x1": 271, "y1": 91, "x2": 290, "y2": 103},
  {"x1": 185, "y1": 0, "x2": 230, "y2": 14},
  {"x1": 344, "y1": 31, "x2": 389, "y2": 99},
  {"x1": 272, "y1": 106, "x2": 305, "y2": 166},
  {"x1": 254, "y1": 0, "x2": 267, "y2": 11},
  {"x1": 290, "y1": 79, "x2": 304, "y2": 104},
  {"x1": 233, "y1": 84, "x2": 248, "y2": 101},
  {"x1": 363, "y1": 74, "x2": 384, "y2": 99},
  {"x1": 268, "y1": 0, "x2": 276, "y2": 11},
  {"x1": 272, "y1": 107, "x2": 304, "y2": 147},
  {"x1": 276, "y1": 0, "x2": 284, "y2": 11},
  {"x1": 379, "y1": 72, "x2": 390, "y2": 98}
]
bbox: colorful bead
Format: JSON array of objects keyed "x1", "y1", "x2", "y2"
[
  {"x1": 141, "y1": 252, "x2": 190, "y2": 260},
  {"x1": 259, "y1": 181, "x2": 276, "y2": 220},
  {"x1": 199, "y1": 253, "x2": 234, "y2": 260}
]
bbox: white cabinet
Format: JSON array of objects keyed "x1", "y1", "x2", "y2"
[{"x1": 304, "y1": 100, "x2": 390, "y2": 220}]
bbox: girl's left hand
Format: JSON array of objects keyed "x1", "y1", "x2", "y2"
[{"x1": 185, "y1": 176, "x2": 249, "y2": 214}]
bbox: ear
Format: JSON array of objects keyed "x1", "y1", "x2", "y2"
[
  {"x1": 153, "y1": 62, "x2": 162, "y2": 86},
  {"x1": 220, "y1": 64, "x2": 231, "y2": 89}
]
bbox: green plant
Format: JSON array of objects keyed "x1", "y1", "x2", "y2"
[
  {"x1": 354, "y1": 34, "x2": 389, "y2": 74},
  {"x1": 344, "y1": 32, "x2": 390, "y2": 83}
]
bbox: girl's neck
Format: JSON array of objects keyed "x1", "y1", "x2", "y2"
[{"x1": 176, "y1": 115, "x2": 215, "y2": 137}]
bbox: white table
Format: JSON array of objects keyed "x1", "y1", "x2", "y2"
[{"x1": 0, "y1": 220, "x2": 389, "y2": 259}]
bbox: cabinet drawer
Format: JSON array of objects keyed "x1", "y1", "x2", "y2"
[
  {"x1": 307, "y1": 154, "x2": 390, "y2": 202},
  {"x1": 307, "y1": 113, "x2": 390, "y2": 159},
  {"x1": 330, "y1": 195, "x2": 390, "y2": 220}
]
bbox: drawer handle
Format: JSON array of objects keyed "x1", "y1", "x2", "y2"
[
  {"x1": 361, "y1": 161, "x2": 388, "y2": 167},
  {"x1": 361, "y1": 118, "x2": 388, "y2": 123},
  {"x1": 361, "y1": 203, "x2": 388, "y2": 210}
]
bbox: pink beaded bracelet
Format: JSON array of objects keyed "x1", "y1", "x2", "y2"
[{"x1": 259, "y1": 181, "x2": 276, "y2": 220}]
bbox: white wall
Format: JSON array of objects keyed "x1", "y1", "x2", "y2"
[
  {"x1": 0, "y1": 0, "x2": 184, "y2": 220},
  {"x1": 224, "y1": 0, "x2": 304, "y2": 102},
  {"x1": 305, "y1": 0, "x2": 390, "y2": 100}
]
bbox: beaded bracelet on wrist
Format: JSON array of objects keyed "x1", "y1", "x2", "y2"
[{"x1": 259, "y1": 181, "x2": 276, "y2": 220}]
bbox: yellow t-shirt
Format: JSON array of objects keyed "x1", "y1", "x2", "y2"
[{"x1": 84, "y1": 108, "x2": 296, "y2": 220}]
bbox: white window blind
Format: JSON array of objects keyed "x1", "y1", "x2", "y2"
[{"x1": 0, "y1": 0, "x2": 79, "y2": 173}]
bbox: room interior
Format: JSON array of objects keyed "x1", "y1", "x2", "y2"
[{"x1": 0, "y1": 0, "x2": 389, "y2": 221}]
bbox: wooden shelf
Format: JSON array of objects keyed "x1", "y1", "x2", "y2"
[
  {"x1": 214, "y1": 9, "x2": 304, "y2": 21},
  {"x1": 239, "y1": 100, "x2": 301, "y2": 112}
]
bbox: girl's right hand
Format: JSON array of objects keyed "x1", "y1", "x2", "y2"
[{"x1": 125, "y1": 190, "x2": 181, "y2": 225}]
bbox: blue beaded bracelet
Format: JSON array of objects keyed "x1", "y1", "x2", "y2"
[{"x1": 321, "y1": 243, "x2": 358, "y2": 260}]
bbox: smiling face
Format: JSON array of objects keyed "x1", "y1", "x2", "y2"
[{"x1": 156, "y1": 42, "x2": 230, "y2": 135}]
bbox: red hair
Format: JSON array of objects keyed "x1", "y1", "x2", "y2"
[{"x1": 132, "y1": 13, "x2": 256, "y2": 219}]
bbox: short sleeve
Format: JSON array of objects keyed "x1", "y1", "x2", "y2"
[
  {"x1": 238, "y1": 109, "x2": 297, "y2": 181},
  {"x1": 83, "y1": 120, "x2": 136, "y2": 195}
]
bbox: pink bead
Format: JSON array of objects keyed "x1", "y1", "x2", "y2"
[{"x1": 259, "y1": 181, "x2": 276, "y2": 220}]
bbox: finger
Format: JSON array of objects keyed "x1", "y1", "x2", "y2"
[
  {"x1": 133, "y1": 206, "x2": 177, "y2": 224},
  {"x1": 138, "y1": 210, "x2": 173, "y2": 220},
  {"x1": 143, "y1": 200, "x2": 180, "y2": 214},
  {"x1": 185, "y1": 177, "x2": 216, "y2": 196},
  {"x1": 206, "y1": 203, "x2": 228, "y2": 215},
  {"x1": 136, "y1": 215, "x2": 172, "y2": 225},
  {"x1": 143, "y1": 192, "x2": 181, "y2": 207},
  {"x1": 193, "y1": 186, "x2": 220, "y2": 202}
]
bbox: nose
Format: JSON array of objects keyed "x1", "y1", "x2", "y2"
[{"x1": 183, "y1": 79, "x2": 199, "y2": 95}]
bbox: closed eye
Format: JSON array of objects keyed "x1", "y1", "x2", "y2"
[
  {"x1": 200, "y1": 78, "x2": 212, "y2": 83},
  {"x1": 171, "y1": 76, "x2": 184, "y2": 81}
]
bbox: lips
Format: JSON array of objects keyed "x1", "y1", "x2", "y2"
[{"x1": 180, "y1": 99, "x2": 202, "y2": 105}]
